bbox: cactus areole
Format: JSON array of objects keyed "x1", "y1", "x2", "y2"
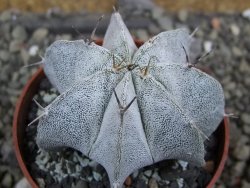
[{"x1": 35, "y1": 12, "x2": 225, "y2": 187}]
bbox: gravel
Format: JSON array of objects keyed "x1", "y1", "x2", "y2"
[{"x1": 0, "y1": 5, "x2": 250, "y2": 188}]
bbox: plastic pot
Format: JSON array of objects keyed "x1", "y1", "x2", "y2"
[{"x1": 13, "y1": 40, "x2": 229, "y2": 188}]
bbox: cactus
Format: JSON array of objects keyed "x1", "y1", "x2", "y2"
[{"x1": 34, "y1": 11, "x2": 225, "y2": 187}]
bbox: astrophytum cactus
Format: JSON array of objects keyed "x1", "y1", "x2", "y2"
[{"x1": 34, "y1": 12, "x2": 225, "y2": 187}]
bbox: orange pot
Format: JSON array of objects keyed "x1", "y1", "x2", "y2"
[{"x1": 13, "y1": 40, "x2": 229, "y2": 188}]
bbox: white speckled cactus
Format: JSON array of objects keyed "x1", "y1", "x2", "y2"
[{"x1": 35, "y1": 12, "x2": 225, "y2": 188}]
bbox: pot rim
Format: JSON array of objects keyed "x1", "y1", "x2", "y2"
[{"x1": 13, "y1": 68, "x2": 43, "y2": 188}]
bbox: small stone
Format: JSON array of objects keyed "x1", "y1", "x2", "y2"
[
  {"x1": 203, "y1": 41, "x2": 213, "y2": 53},
  {"x1": 21, "y1": 49, "x2": 30, "y2": 65},
  {"x1": 157, "y1": 16, "x2": 173, "y2": 31},
  {"x1": 242, "y1": 113, "x2": 250, "y2": 124},
  {"x1": 0, "y1": 10, "x2": 12, "y2": 22},
  {"x1": 149, "y1": 178, "x2": 158, "y2": 188},
  {"x1": 233, "y1": 144, "x2": 250, "y2": 160},
  {"x1": 239, "y1": 61, "x2": 250, "y2": 73},
  {"x1": 216, "y1": 184, "x2": 226, "y2": 188},
  {"x1": 176, "y1": 178, "x2": 184, "y2": 188},
  {"x1": 230, "y1": 24, "x2": 240, "y2": 36},
  {"x1": 152, "y1": 171, "x2": 161, "y2": 181},
  {"x1": 75, "y1": 164, "x2": 82, "y2": 172},
  {"x1": 136, "y1": 29, "x2": 149, "y2": 41},
  {"x1": 232, "y1": 46, "x2": 243, "y2": 57},
  {"x1": 151, "y1": 6, "x2": 165, "y2": 20},
  {"x1": 9, "y1": 40, "x2": 23, "y2": 52},
  {"x1": 32, "y1": 28, "x2": 48, "y2": 43},
  {"x1": 209, "y1": 30, "x2": 218, "y2": 40},
  {"x1": 235, "y1": 89, "x2": 243, "y2": 98},
  {"x1": 124, "y1": 176, "x2": 132, "y2": 186},
  {"x1": 242, "y1": 180, "x2": 250, "y2": 188},
  {"x1": 225, "y1": 82, "x2": 236, "y2": 91},
  {"x1": 211, "y1": 17, "x2": 221, "y2": 30},
  {"x1": 233, "y1": 161, "x2": 245, "y2": 176},
  {"x1": 1, "y1": 141, "x2": 13, "y2": 163},
  {"x1": 148, "y1": 24, "x2": 161, "y2": 35},
  {"x1": 203, "y1": 161, "x2": 215, "y2": 173},
  {"x1": 29, "y1": 45, "x2": 39, "y2": 56},
  {"x1": 136, "y1": 179, "x2": 147, "y2": 188},
  {"x1": 2, "y1": 173, "x2": 13, "y2": 187},
  {"x1": 78, "y1": 158, "x2": 90, "y2": 167},
  {"x1": 243, "y1": 124, "x2": 250, "y2": 135},
  {"x1": 43, "y1": 93, "x2": 58, "y2": 103},
  {"x1": 35, "y1": 178, "x2": 45, "y2": 188},
  {"x1": 11, "y1": 25, "x2": 27, "y2": 42},
  {"x1": 0, "y1": 50, "x2": 10, "y2": 61},
  {"x1": 72, "y1": 180, "x2": 88, "y2": 188},
  {"x1": 88, "y1": 160, "x2": 98, "y2": 168},
  {"x1": 56, "y1": 34, "x2": 72, "y2": 41},
  {"x1": 177, "y1": 9, "x2": 188, "y2": 22},
  {"x1": 143, "y1": 170, "x2": 151, "y2": 177},
  {"x1": 93, "y1": 171, "x2": 102, "y2": 181},
  {"x1": 242, "y1": 9, "x2": 250, "y2": 20},
  {"x1": 15, "y1": 177, "x2": 32, "y2": 188}
]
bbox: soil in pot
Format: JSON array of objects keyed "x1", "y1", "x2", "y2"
[{"x1": 23, "y1": 77, "x2": 220, "y2": 188}]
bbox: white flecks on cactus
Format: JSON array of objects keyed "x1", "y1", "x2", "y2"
[{"x1": 35, "y1": 11, "x2": 225, "y2": 188}]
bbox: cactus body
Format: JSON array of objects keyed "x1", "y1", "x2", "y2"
[{"x1": 36, "y1": 12, "x2": 225, "y2": 187}]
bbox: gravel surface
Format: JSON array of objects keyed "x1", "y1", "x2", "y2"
[{"x1": 0, "y1": 5, "x2": 250, "y2": 188}]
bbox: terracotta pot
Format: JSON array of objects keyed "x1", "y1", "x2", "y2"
[{"x1": 13, "y1": 40, "x2": 229, "y2": 188}]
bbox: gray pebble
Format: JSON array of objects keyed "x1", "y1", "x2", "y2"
[
  {"x1": 88, "y1": 160, "x2": 98, "y2": 168},
  {"x1": 0, "y1": 50, "x2": 10, "y2": 61},
  {"x1": 55, "y1": 34, "x2": 72, "y2": 41},
  {"x1": 241, "y1": 180, "x2": 250, "y2": 188},
  {"x1": 242, "y1": 113, "x2": 250, "y2": 124},
  {"x1": 11, "y1": 25, "x2": 28, "y2": 42},
  {"x1": 233, "y1": 144, "x2": 250, "y2": 161},
  {"x1": 72, "y1": 180, "x2": 88, "y2": 188},
  {"x1": 232, "y1": 46, "x2": 243, "y2": 57},
  {"x1": 148, "y1": 23, "x2": 161, "y2": 35},
  {"x1": 144, "y1": 170, "x2": 152, "y2": 177},
  {"x1": 177, "y1": 9, "x2": 188, "y2": 22},
  {"x1": 157, "y1": 17, "x2": 173, "y2": 31},
  {"x1": 152, "y1": 171, "x2": 162, "y2": 181},
  {"x1": 243, "y1": 8, "x2": 250, "y2": 18},
  {"x1": 208, "y1": 30, "x2": 218, "y2": 40},
  {"x1": 244, "y1": 77, "x2": 250, "y2": 86},
  {"x1": 225, "y1": 82, "x2": 236, "y2": 91},
  {"x1": 151, "y1": 7, "x2": 165, "y2": 20},
  {"x1": 136, "y1": 29, "x2": 149, "y2": 41},
  {"x1": 9, "y1": 40, "x2": 23, "y2": 52},
  {"x1": 43, "y1": 93, "x2": 58, "y2": 104},
  {"x1": 21, "y1": 49, "x2": 30, "y2": 65},
  {"x1": 243, "y1": 124, "x2": 250, "y2": 135},
  {"x1": 93, "y1": 171, "x2": 102, "y2": 181},
  {"x1": 233, "y1": 161, "x2": 245, "y2": 176},
  {"x1": 0, "y1": 10, "x2": 12, "y2": 22},
  {"x1": 1, "y1": 140, "x2": 13, "y2": 162},
  {"x1": 239, "y1": 60, "x2": 250, "y2": 73},
  {"x1": 230, "y1": 24, "x2": 240, "y2": 36},
  {"x1": 14, "y1": 177, "x2": 32, "y2": 188},
  {"x1": 36, "y1": 178, "x2": 45, "y2": 188},
  {"x1": 148, "y1": 177, "x2": 158, "y2": 188},
  {"x1": 2, "y1": 173, "x2": 13, "y2": 187},
  {"x1": 32, "y1": 28, "x2": 49, "y2": 43}
]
